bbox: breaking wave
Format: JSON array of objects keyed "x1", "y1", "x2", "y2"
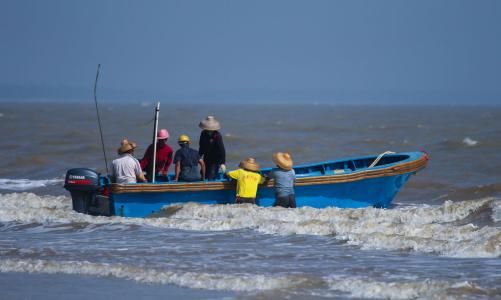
[
  {"x1": 0, "y1": 193, "x2": 499, "y2": 258},
  {"x1": 462, "y1": 137, "x2": 478, "y2": 146},
  {"x1": 492, "y1": 200, "x2": 501, "y2": 223},
  {"x1": 0, "y1": 178, "x2": 63, "y2": 191},
  {"x1": 0, "y1": 258, "x2": 494, "y2": 298},
  {"x1": 0, "y1": 258, "x2": 297, "y2": 291},
  {"x1": 324, "y1": 276, "x2": 492, "y2": 299}
]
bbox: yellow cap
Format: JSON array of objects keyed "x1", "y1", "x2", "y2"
[{"x1": 178, "y1": 134, "x2": 190, "y2": 143}]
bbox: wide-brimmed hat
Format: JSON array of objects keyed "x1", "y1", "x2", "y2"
[
  {"x1": 239, "y1": 157, "x2": 260, "y2": 172},
  {"x1": 157, "y1": 129, "x2": 169, "y2": 140},
  {"x1": 118, "y1": 140, "x2": 137, "y2": 154},
  {"x1": 272, "y1": 152, "x2": 293, "y2": 170},
  {"x1": 199, "y1": 116, "x2": 221, "y2": 131}
]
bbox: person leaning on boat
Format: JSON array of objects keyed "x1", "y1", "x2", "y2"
[
  {"x1": 111, "y1": 139, "x2": 147, "y2": 184},
  {"x1": 226, "y1": 158, "x2": 264, "y2": 204},
  {"x1": 140, "y1": 129, "x2": 173, "y2": 181},
  {"x1": 267, "y1": 152, "x2": 296, "y2": 208},
  {"x1": 174, "y1": 135, "x2": 206, "y2": 182},
  {"x1": 198, "y1": 116, "x2": 226, "y2": 180}
]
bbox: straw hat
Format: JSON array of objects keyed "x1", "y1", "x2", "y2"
[
  {"x1": 118, "y1": 140, "x2": 137, "y2": 154},
  {"x1": 199, "y1": 116, "x2": 221, "y2": 131},
  {"x1": 157, "y1": 129, "x2": 169, "y2": 140},
  {"x1": 272, "y1": 152, "x2": 293, "y2": 170},
  {"x1": 239, "y1": 157, "x2": 260, "y2": 172}
]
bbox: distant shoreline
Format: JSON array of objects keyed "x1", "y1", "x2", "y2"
[{"x1": 0, "y1": 100, "x2": 500, "y2": 107}]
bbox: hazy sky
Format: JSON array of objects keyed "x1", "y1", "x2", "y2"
[{"x1": 1, "y1": 0, "x2": 500, "y2": 104}]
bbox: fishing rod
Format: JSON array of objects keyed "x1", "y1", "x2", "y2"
[{"x1": 93, "y1": 64, "x2": 109, "y2": 174}]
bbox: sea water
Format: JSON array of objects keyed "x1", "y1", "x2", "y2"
[{"x1": 0, "y1": 102, "x2": 500, "y2": 299}]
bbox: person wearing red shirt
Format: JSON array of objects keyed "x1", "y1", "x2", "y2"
[{"x1": 140, "y1": 129, "x2": 173, "y2": 181}]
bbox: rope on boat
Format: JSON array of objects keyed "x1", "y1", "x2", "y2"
[{"x1": 368, "y1": 151, "x2": 396, "y2": 168}]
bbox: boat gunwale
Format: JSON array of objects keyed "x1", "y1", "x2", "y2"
[{"x1": 110, "y1": 152, "x2": 428, "y2": 194}]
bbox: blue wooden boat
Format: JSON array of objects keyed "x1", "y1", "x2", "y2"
[{"x1": 64, "y1": 151, "x2": 428, "y2": 217}]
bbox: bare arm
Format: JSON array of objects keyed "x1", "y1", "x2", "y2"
[
  {"x1": 199, "y1": 159, "x2": 206, "y2": 180},
  {"x1": 133, "y1": 159, "x2": 147, "y2": 182},
  {"x1": 174, "y1": 161, "x2": 181, "y2": 181},
  {"x1": 136, "y1": 172, "x2": 147, "y2": 183}
]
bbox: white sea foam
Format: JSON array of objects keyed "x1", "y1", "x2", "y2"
[
  {"x1": 0, "y1": 193, "x2": 499, "y2": 258},
  {"x1": 0, "y1": 178, "x2": 63, "y2": 191},
  {"x1": 0, "y1": 258, "x2": 491, "y2": 297},
  {"x1": 462, "y1": 137, "x2": 478, "y2": 146},
  {"x1": 0, "y1": 192, "x2": 70, "y2": 210},
  {"x1": 0, "y1": 258, "x2": 298, "y2": 291},
  {"x1": 491, "y1": 200, "x2": 501, "y2": 223},
  {"x1": 325, "y1": 276, "x2": 485, "y2": 299}
]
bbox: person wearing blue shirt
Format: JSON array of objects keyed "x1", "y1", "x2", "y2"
[
  {"x1": 267, "y1": 152, "x2": 296, "y2": 208},
  {"x1": 174, "y1": 135, "x2": 206, "y2": 182}
]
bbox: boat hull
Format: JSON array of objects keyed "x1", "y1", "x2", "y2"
[
  {"x1": 112, "y1": 173, "x2": 413, "y2": 217},
  {"x1": 65, "y1": 151, "x2": 427, "y2": 217}
]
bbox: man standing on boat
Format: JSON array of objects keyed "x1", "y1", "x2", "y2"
[
  {"x1": 140, "y1": 129, "x2": 173, "y2": 181},
  {"x1": 173, "y1": 135, "x2": 206, "y2": 182},
  {"x1": 198, "y1": 116, "x2": 226, "y2": 180},
  {"x1": 111, "y1": 139, "x2": 147, "y2": 184}
]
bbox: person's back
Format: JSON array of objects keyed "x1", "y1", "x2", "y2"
[
  {"x1": 112, "y1": 154, "x2": 142, "y2": 184},
  {"x1": 268, "y1": 152, "x2": 296, "y2": 208},
  {"x1": 111, "y1": 140, "x2": 146, "y2": 184},
  {"x1": 174, "y1": 135, "x2": 206, "y2": 182},
  {"x1": 269, "y1": 168, "x2": 295, "y2": 195},
  {"x1": 226, "y1": 158, "x2": 263, "y2": 204}
]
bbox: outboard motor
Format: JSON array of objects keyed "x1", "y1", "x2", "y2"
[{"x1": 64, "y1": 168, "x2": 111, "y2": 216}]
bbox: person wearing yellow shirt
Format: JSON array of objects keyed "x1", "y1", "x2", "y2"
[{"x1": 226, "y1": 158, "x2": 264, "y2": 204}]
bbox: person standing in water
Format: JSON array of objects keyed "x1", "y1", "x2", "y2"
[
  {"x1": 226, "y1": 158, "x2": 264, "y2": 204},
  {"x1": 140, "y1": 129, "x2": 173, "y2": 181},
  {"x1": 267, "y1": 152, "x2": 296, "y2": 208},
  {"x1": 198, "y1": 116, "x2": 226, "y2": 180},
  {"x1": 174, "y1": 134, "x2": 206, "y2": 182}
]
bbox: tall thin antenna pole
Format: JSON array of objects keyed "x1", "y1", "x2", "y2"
[{"x1": 93, "y1": 64, "x2": 109, "y2": 174}]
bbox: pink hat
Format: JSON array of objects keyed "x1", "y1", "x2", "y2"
[{"x1": 157, "y1": 129, "x2": 169, "y2": 139}]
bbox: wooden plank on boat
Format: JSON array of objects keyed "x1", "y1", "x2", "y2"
[{"x1": 110, "y1": 153, "x2": 428, "y2": 194}]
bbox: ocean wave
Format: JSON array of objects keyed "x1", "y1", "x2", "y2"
[
  {"x1": 462, "y1": 137, "x2": 478, "y2": 146},
  {"x1": 432, "y1": 137, "x2": 485, "y2": 150},
  {"x1": 0, "y1": 259, "x2": 492, "y2": 298},
  {"x1": 0, "y1": 178, "x2": 63, "y2": 191},
  {"x1": 0, "y1": 258, "x2": 299, "y2": 292},
  {"x1": 492, "y1": 200, "x2": 501, "y2": 223},
  {"x1": 324, "y1": 276, "x2": 490, "y2": 299},
  {"x1": 0, "y1": 193, "x2": 499, "y2": 258},
  {"x1": 434, "y1": 183, "x2": 501, "y2": 202}
]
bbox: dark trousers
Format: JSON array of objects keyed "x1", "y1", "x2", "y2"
[
  {"x1": 274, "y1": 194, "x2": 296, "y2": 208},
  {"x1": 236, "y1": 196, "x2": 256, "y2": 204},
  {"x1": 205, "y1": 162, "x2": 220, "y2": 180}
]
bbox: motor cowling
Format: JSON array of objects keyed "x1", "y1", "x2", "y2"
[
  {"x1": 64, "y1": 168, "x2": 107, "y2": 215},
  {"x1": 64, "y1": 168, "x2": 101, "y2": 192}
]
